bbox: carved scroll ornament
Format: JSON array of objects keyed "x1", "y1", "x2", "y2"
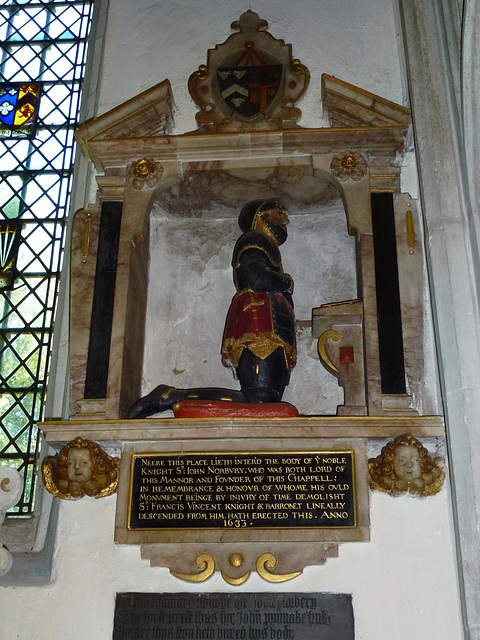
[{"x1": 171, "y1": 552, "x2": 301, "y2": 585}]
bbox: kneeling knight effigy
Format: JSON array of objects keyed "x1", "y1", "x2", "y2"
[{"x1": 127, "y1": 198, "x2": 298, "y2": 419}]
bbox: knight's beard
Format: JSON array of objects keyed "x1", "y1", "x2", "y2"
[{"x1": 254, "y1": 216, "x2": 287, "y2": 245}]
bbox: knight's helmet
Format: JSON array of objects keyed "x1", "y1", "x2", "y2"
[{"x1": 238, "y1": 199, "x2": 289, "y2": 245}]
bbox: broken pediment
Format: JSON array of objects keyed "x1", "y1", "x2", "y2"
[
  {"x1": 74, "y1": 76, "x2": 410, "y2": 175},
  {"x1": 73, "y1": 13, "x2": 411, "y2": 161},
  {"x1": 75, "y1": 79, "x2": 175, "y2": 157},
  {"x1": 75, "y1": 75, "x2": 410, "y2": 161},
  {"x1": 322, "y1": 74, "x2": 411, "y2": 129}
]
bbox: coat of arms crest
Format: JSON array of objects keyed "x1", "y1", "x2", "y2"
[
  {"x1": 188, "y1": 11, "x2": 309, "y2": 133},
  {"x1": 216, "y1": 63, "x2": 283, "y2": 119}
]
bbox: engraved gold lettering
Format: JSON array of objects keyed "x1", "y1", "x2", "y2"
[{"x1": 130, "y1": 452, "x2": 355, "y2": 530}]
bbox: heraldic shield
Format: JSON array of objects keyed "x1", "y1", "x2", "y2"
[
  {"x1": 0, "y1": 83, "x2": 42, "y2": 139},
  {"x1": 216, "y1": 64, "x2": 283, "y2": 119},
  {"x1": 188, "y1": 10, "x2": 310, "y2": 132}
]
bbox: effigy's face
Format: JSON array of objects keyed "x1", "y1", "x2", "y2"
[
  {"x1": 265, "y1": 209, "x2": 290, "y2": 232},
  {"x1": 393, "y1": 445, "x2": 422, "y2": 480},
  {"x1": 67, "y1": 448, "x2": 93, "y2": 483}
]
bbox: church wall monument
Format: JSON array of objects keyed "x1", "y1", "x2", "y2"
[{"x1": 0, "y1": 4, "x2": 464, "y2": 640}]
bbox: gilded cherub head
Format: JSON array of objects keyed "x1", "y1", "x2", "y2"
[
  {"x1": 368, "y1": 434, "x2": 444, "y2": 497},
  {"x1": 42, "y1": 437, "x2": 120, "y2": 499}
]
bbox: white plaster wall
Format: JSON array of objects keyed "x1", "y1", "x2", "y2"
[
  {"x1": 0, "y1": 491, "x2": 463, "y2": 640},
  {"x1": 97, "y1": 0, "x2": 405, "y2": 133}
]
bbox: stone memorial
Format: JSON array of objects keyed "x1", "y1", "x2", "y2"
[
  {"x1": 35, "y1": 9, "x2": 451, "y2": 639},
  {"x1": 40, "y1": 9, "x2": 446, "y2": 583},
  {"x1": 113, "y1": 593, "x2": 354, "y2": 640}
]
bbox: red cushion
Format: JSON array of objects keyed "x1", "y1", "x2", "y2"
[{"x1": 173, "y1": 400, "x2": 299, "y2": 418}]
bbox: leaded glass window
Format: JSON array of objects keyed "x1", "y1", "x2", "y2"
[{"x1": 0, "y1": 0, "x2": 95, "y2": 514}]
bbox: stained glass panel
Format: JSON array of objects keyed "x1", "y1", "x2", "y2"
[
  {"x1": 0, "y1": 219, "x2": 22, "y2": 287},
  {"x1": 0, "y1": 82, "x2": 42, "y2": 138},
  {"x1": 0, "y1": 0, "x2": 95, "y2": 515}
]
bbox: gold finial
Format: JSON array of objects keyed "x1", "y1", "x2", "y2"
[{"x1": 229, "y1": 553, "x2": 244, "y2": 567}]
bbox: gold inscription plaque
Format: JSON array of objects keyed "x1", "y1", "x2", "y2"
[{"x1": 127, "y1": 451, "x2": 357, "y2": 531}]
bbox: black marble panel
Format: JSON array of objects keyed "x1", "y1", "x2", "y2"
[
  {"x1": 128, "y1": 451, "x2": 356, "y2": 530},
  {"x1": 371, "y1": 192, "x2": 406, "y2": 394},
  {"x1": 113, "y1": 592, "x2": 354, "y2": 640},
  {"x1": 84, "y1": 200, "x2": 123, "y2": 399}
]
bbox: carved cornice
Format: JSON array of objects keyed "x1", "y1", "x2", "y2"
[
  {"x1": 79, "y1": 127, "x2": 409, "y2": 177},
  {"x1": 39, "y1": 416, "x2": 445, "y2": 456}
]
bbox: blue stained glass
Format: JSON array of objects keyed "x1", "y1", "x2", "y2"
[
  {"x1": 0, "y1": 90, "x2": 17, "y2": 124},
  {"x1": 0, "y1": 82, "x2": 42, "y2": 138}
]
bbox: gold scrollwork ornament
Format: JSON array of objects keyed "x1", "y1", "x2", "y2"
[
  {"x1": 170, "y1": 553, "x2": 215, "y2": 583},
  {"x1": 220, "y1": 553, "x2": 251, "y2": 586},
  {"x1": 256, "y1": 553, "x2": 302, "y2": 583},
  {"x1": 170, "y1": 552, "x2": 302, "y2": 585},
  {"x1": 317, "y1": 329, "x2": 341, "y2": 375}
]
